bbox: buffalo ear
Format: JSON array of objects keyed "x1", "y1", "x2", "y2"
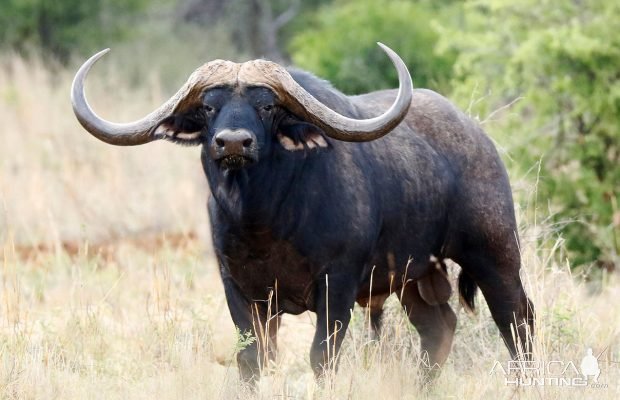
[
  {"x1": 277, "y1": 117, "x2": 329, "y2": 152},
  {"x1": 153, "y1": 111, "x2": 205, "y2": 145}
]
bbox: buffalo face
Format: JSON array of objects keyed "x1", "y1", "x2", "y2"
[
  {"x1": 153, "y1": 85, "x2": 330, "y2": 171},
  {"x1": 202, "y1": 87, "x2": 333, "y2": 170},
  {"x1": 204, "y1": 87, "x2": 333, "y2": 170},
  {"x1": 203, "y1": 87, "x2": 267, "y2": 170}
]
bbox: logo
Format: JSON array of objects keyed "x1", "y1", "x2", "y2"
[
  {"x1": 580, "y1": 348, "x2": 600, "y2": 383},
  {"x1": 489, "y1": 347, "x2": 609, "y2": 388}
]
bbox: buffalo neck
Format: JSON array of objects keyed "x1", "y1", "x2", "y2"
[{"x1": 202, "y1": 147, "x2": 310, "y2": 230}]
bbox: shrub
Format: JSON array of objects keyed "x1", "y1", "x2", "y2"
[{"x1": 436, "y1": 0, "x2": 620, "y2": 268}]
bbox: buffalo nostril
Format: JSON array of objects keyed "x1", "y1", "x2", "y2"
[
  {"x1": 215, "y1": 137, "x2": 225, "y2": 147},
  {"x1": 242, "y1": 138, "x2": 253, "y2": 148}
]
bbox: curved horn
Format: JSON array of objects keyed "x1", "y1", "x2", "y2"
[
  {"x1": 266, "y1": 43, "x2": 413, "y2": 142},
  {"x1": 71, "y1": 49, "x2": 230, "y2": 146},
  {"x1": 71, "y1": 49, "x2": 163, "y2": 145}
]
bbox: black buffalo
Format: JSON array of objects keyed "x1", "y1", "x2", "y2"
[{"x1": 72, "y1": 43, "x2": 534, "y2": 382}]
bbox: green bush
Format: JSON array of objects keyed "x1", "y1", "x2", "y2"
[
  {"x1": 0, "y1": 0, "x2": 151, "y2": 62},
  {"x1": 436, "y1": 0, "x2": 620, "y2": 268},
  {"x1": 289, "y1": 0, "x2": 457, "y2": 94}
]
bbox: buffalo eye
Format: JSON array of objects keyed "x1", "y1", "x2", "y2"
[
  {"x1": 204, "y1": 104, "x2": 216, "y2": 115},
  {"x1": 260, "y1": 104, "x2": 275, "y2": 116}
]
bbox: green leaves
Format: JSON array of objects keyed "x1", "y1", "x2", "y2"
[
  {"x1": 0, "y1": 0, "x2": 151, "y2": 62},
  {"x1": 438, "y1": 0, "x2": 620, "y2": 268},
  {"x1": 289, "y1": 0, "x2": 457, "y2": 94}
]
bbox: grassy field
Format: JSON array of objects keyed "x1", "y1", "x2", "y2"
[{"x1": 1, "y1": 55, "x2": 618, "y2": 399}]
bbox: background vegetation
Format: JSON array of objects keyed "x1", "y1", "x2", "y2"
[
  {"x1": 436, "y1": 0, "x2": 620, "y2": 270},
  {"x1": 5, "y1": 0, "x2": 613, "y2": 269},
  {"x1": 1, "y1": 0, "x2": 618, "y2": 398}
]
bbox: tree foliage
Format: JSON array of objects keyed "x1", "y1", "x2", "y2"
[
  {"x1": 288, "y1": 0, "x2": 457, "y2": 94},
  {"x1": 0, "y1": 0, "x2": 150, "y2": 62},
  {"x1": 437, "y1": 0, "x2": 620, "y2": 268},
  {"x1": 179, "y1": 0, "x2": 333, "y2": 63}
]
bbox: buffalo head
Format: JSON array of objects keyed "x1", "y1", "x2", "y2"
[{"x1": 71, "y1": 43, "x2": 413, "y2": 171}]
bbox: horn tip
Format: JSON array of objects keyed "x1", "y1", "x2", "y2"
[
  {"x1": 96, "y1": 48, "x2": 111, "y2": 57},
  {"x1": 376, "y1": 42, "x2": 396, "y2": 57},
  {"x1": 88, "y1": 48, "x2": 111, "y2": 62}
]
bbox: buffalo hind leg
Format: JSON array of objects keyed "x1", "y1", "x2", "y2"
[
  {"x1": 399, "y1": 282, "x2": 456, "y2": 378},
  {"x1": 480, "y1": 273, "x2": 534, "y2": 358},
  {"x1": 457, "y1": 251, "x2": 535, "y2": 359}
]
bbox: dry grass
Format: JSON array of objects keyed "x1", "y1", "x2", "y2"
[{"x1": 1, "y1": 55, "x2": 619, "y2": 399}]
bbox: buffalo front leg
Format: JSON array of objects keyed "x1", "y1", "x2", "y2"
[
  {"x1": 310, "y1": 272, "x2": 359, "y2": 378},
  {"x1": 223, "y1": 277, "x2": 280, "y2": 384}
]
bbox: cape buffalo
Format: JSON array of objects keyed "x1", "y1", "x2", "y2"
[{"x1": 71, "y1": 43, "x2": 534, "y2": 382}]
